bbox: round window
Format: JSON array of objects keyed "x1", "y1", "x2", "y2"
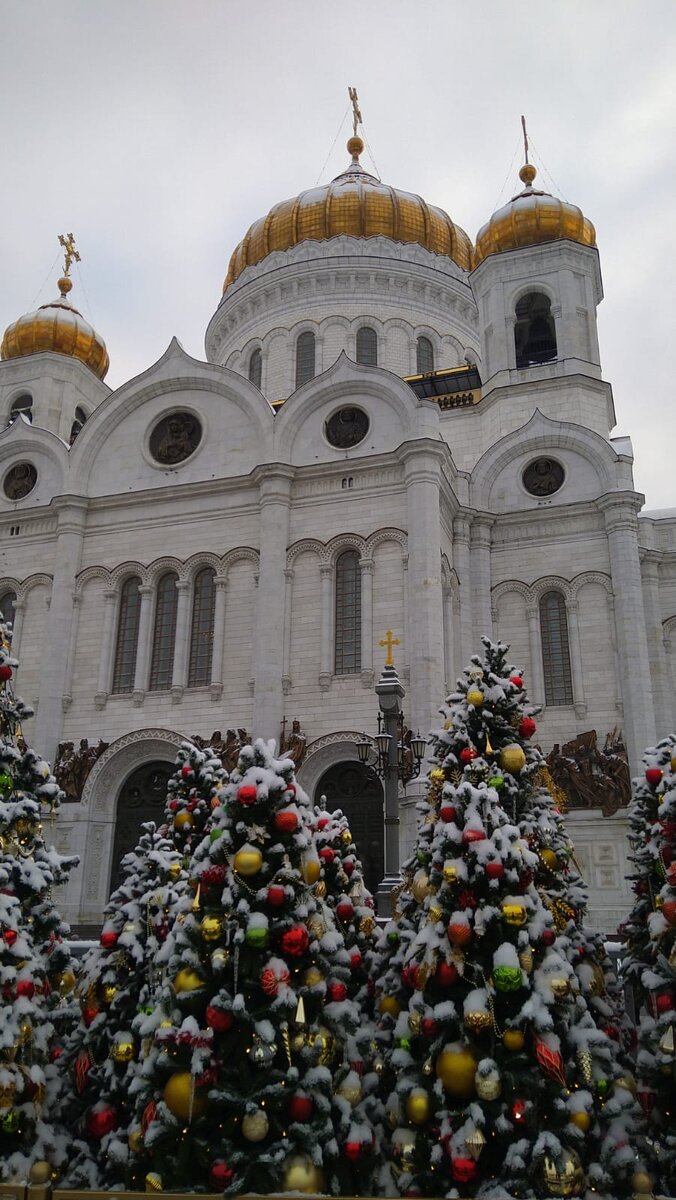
[
  {"x1": 522, "y1": 457, "x2": 565, "y2": 497},
  {"x1": 4, "y1": 462, "x2": 37, "y2": 500},
  {"x1": 149, "y1": 412, "x2": 202, "y2": 465},
  {"x1": 325, "y1": 407, "x2": 369, "y2": 449}
]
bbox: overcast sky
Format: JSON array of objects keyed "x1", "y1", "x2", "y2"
[{"x1": 1, "y1": 0, "x2": 675, "y2": 509}]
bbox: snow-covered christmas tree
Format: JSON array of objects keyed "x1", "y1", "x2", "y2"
[
  {"x1": 376, "y1": 641, "x2": 637, "y2": 1198},
  {"x1": 0, "y1": 622, "x2": 79, "y2": 1183},
  {"x1": 622, "y1": 735, "x2": 676, "y2": 1196},
  {"x1": 127, "y1": 738, "x2": 380, "y2": 1195}
]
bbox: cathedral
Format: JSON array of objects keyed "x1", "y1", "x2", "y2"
[{"x1": 1, "y1": 112, "x2": 674, "y2": 935}]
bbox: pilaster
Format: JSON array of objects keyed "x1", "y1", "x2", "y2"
[{"x1": 252, "y1": 465, "x2": 294, "y2": 739}]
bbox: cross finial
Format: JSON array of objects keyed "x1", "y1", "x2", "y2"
[
  {"x1": 348, "y1": 86, "x2": 362, "y2": 137},
  {"x1": 379, "y1": 629, "x2": 400, "y2": 667},
  {"x1": 521, "y1": 115, "x2": 529, "y2": 165},
  {"x1": 58, "y1": 232, "x2": 81, "y2": 278}
]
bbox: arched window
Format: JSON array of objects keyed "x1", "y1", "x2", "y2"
[
  {"x1": 188, "y1": 567, "x2": 216, "y2": 687},
  {"x1": 248, "y1": 348, "x2": 262, "y2": 389},
  {"x1": 8, "y1": 394, "x2": 32, "y2": 426},
  {"x1": 540, "y1": 590, "x2": 573, "y2": 706},
  {"x1": 514, "y1": 292, "x2": 557, "y2": 368},
  {"x1": 335, "y1": 550, "x2": 361, "y2": 675},
  {"x1": 295, "y1": 332, "x2": 316, "y2": 388},
  {"x1": 112, "y1": 577, "x2": 142, "y2": 694},
  {"x1": 356, "y1": 326, "x2": 378, "y2": 366},
  {"x1": 69, "y1": 406, "x2": 88, "y2": 444},
  {"x1": 149, "y1": 572, "x2": 178, "y2": 691},
  {"x1": 0, "y1": 591, "x2": 16, "y2": 627},
  {"x1": 416, "y1": 336, "x2": 434, "y2": 374}
]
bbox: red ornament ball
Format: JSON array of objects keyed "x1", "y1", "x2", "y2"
[
  {"x1": 319, "y1": 847, "x2": 335, "y2": 864},
  {"x1": 16, "y1": 980, "x2": 35, "y2": 999},
  {"x1": 662, "y1": 901, "x2": 676, "y2": 928},
  {"x1": 344, "y1": 1141, "x2": 363, "y2": 1161},
  {"x1": 451, "y1": 1157, "x2": 477, "y2": 1183},
  {"x1": 645, "y1": 768, "x2": 663, "y2": 786},
  {"x1": 2, "y1": 929, "x2": 17, "y2": 946},
  {"x1": 274, "y1": 809, "x2": 298, "y2": 833},
  {"x1": 655, "y1": 992, "x2": 674, "y2": 1013},
  {"x1": 316, "y1": 816, "x2": 330, "y2": 830},
  {"x1": 82, "y1": 1005, "x2": 100, "y2": 1026},
  {"x1": 260, "y1": 965, "x2": 290, "y2": 996},
  {"x1": 327, "y1": 981, "x2": 348, "y2": 1003},
  {"x1": 0, "y1": 665, "x2": 12, "y2": 682},
  {"x1": 435, "y1": 960, "x2": 459, "y2": 987},
  {"x1": 509, "y1": 675, "x2": 524, "y2": 689},
  {"x1": 205, "y1": 1005, "x2": 234, "y2": 1032},
  {"x1": 289, "y1": 1094, "x2": 313, "y2": 1122},
  {"x1": 86, "y1": 1105, "x2": 118, "y2": 1139},
  {"x1": 401, "y1": 965, "x2": 419, "y2": 990},
  {"x1": 463, "y1": 827, "x2": 485, "y2": 844},
  {"x1": 267, "y1": 884, "x2": 286, "y2": 908},
  {"x1": 540, "y1": 929, "x2": 556, "y2": 947},
  {"x1": 202, "y1": 864, "x2": 227, "y2": 888},
  {"x1": 180, "y1": 765, "x2": 193, "y2": 779},
  {"x1": 50, "y1": 1045, "x2": 63, "y2": 1062},
  {"x1": 168, "y1": 799, "x2": 178, "y2": 812},
  {"x1": 237, "y1": 784, "x2": 258, "y2": 805},
  {"x1": 350, "y1": 951, "x2": 363, "y2": 970},
  {"x1": 209, "y1": 1162, "x2": 234, "y2": 1190},
  {"x1": 336, "y1": 899, "x2": 354, "y2": 922},
  {"x1": 280, "y1": 926, "x2": 309, "y2": 957},
  {"x1": 486, "y1": 861, "x2": 504, "y2": 879},
  {"x1": 511, "y1": 1098, "x2": 527, "y2": 1122},
  {"x1": 421, "y1": 1017, "x2": 439, "y2": 1038},
  {"x1": 344, "y1": 859, "x2": 355, "y2": 875},
  {"x1": 439, "y1": 804, "x2": 456, "y2": 823},
  {"x1": 518, "y1": 717, "x2": 537, "y2": 738},
  {"x1": 460, "y1": 748, "x2": 478, "y2": 764},
  {"x1": 100, "y1": 930, "x2": 118, "y2": 949}
]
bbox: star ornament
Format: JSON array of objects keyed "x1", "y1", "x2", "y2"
[{"x1": 249, "y1": 824, "x2": 271, "y2": 844}]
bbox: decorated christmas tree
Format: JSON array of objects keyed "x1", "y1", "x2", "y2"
[
  {"x1": 622, "y1": 735, "x2": 676, "y2": 1196},
  {"x1": 128, "y1": 739, "x2": 380, "y2": 1195},
  {"x1": 0, "y1": 623, "x2": 79, "y2": 1183},
  {"x1": 377, "y1": 642, "x2": 636, "y2": 1198}
]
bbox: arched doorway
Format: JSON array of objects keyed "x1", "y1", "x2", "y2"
[
  {"x1": 315, "y1": 761, "x2": 384, "y2": 896},
  {"x1": 109, "y1": 761, "x2": 173, "y2": 892}
]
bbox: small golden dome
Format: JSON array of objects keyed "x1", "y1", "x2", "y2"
[
  {"x1": 1, "y1": 280, "x2": 109, "y2": 380},
  {"x1": 223, "y1": 141, "x2": 473, "y2": 291},
  {"x1": 474, "y1": 163, "x2": 596, "y2": 265}
]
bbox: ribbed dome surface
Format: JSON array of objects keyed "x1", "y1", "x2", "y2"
[
  {"x1": 475, "y1": 164, "x2": 596, "y2": 265},
  {"x1": 1, "y1": 281, "x2": 109, "y2": 380}
]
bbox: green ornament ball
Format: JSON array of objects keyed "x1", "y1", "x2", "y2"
[
  {"x1": 596, "y1": 1079, "x2": 609, "y2": 1097},
  {"x1": 396, "y1": 1036, "x2": 412, "y2": 1051},
  {"x1": 0, "y1": 772, "x2": 13, "y2": 794},
  {"x1": 493, "y1": 966, "x2": 523, "y2": 992},
  {"x1": 416, "y1": 851, "x2": 428, "y2": 864},
  {"x1": 245, "y1": 927, "x2": 269, "y2": 950},
  {"x1": 1, "y1": 1110, "x2": 20, "y2": 1133},
  {"x1": 386, "y1": 931, "x2": 400, "y2": 945},
  {"x1": 488, "y1": 775, "x2": 505, "y2": 790},
  {"x1": 209, "y1": 829, "x2": 223, "y2": 843}
]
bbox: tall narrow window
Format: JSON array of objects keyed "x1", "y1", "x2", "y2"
[
  {"x1": 69, "y1": 406, "x2": 88, "y2": 444},
  {"x1": 295, "y1": 332, "x2": 316, "y2": 388},
  {"x1": 188, "y1": 568, "x2": 216, "y2": 687},
  {"x1": 0, "y1": 591, "x2": 17, "y2": 626},
  {"x1": 248, "y1": 348, "x2": 262, "y2": 389},
  {"x1": 514, "y1": 292, "x2": 557, "y2": 367},
  {"x1": 356, "y1": 326, "x2": 378, "y2": 366},
  {"x1": 112, "y1": 577, "x2": 142, "y2": 694},
  {"x1": 335, "y1": 550, "x2": 361, "y2": 675},
  {"x1": 149, "y1": 572, "x2": 178, "y2": 691},
  {"x1": 8, "y1": 394, "x2": 32, "y2": 426},
  {"x1": 416, "y1": 336, "x2": 434, "y2": 374},
  {"x1": 540, "y1": 590, "x2": 573, "y2": 705}
]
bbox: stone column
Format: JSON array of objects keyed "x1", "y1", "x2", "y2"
[
  {"x1": 210, "y1": 576, "x2": 228, "y2": 701},
  {"x1": 360, "y1": 557, "x2": 374, "y2": 688},
  {"x1": 282, "y1": 568, "x2": 293, "y2": 696},
  {"x1": 565, "y1": 599, "x2": 587, "y2": 717},
  {"x1": 171, "y1": 580, "x2": 193, "y2": 702},
  {"x1": 318, "y1": 564, "x2": 333, "y2": 691},
  {"x1": 34, "y1": 497, "x2": 88, "y2": 760},
  {"x1": 252, "y1": 466, "x2": 294, "y2": 739},
  {"x1": 10, "y1": 598, "x2": 25, "y2": 669},
  {"x1": 452, "y1": 515, "x2": 473, "y2": 667},
  {"x1": 132, "y1": 585, "x2": 155, "y2": 705},
  {"x1": 663, "y1": 628, "x2": 676, "y2": 732},
  {"x1": 401, "y1": 553, "x2": 410, "y2": 676},
  {"x1": 61, "y1": 593, "x2": 81, "y2": 712},
  {"x1": 470, "y1": 516, "x2": 493, "y2": 647},
  {"x1": 526, "y1": 605, "x2": 546, "y2": 708},
  {"x1": 598, "y1": 494, "x2": 656, "y2": 772},
  {"x1": 640, "y1": 550, "x2": 671, "y2": 737},
  {"x1": 442, "y1": 583, "x2": 455, "y2": 694},
  {"x1": 605, "y1": 593, "x2": 623, "y2": 715},
  {"x1": 402, "y1": 444, "x2": 445, "y2": 734},
  {"x1": 95, "y1": 589, "x2": 118, "y2": 708}
]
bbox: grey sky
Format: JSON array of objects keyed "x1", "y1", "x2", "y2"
[{"x1": 2, "y1": 0, "x2": 674, "y2": 508}]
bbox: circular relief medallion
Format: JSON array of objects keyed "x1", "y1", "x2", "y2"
[
  {"x1": 149, "y1": 411, "x2": 201, "y2": 466},
  {"x1": 325, "y1": 407, "x2": 369, "y2": 449},
  {"x1": 4, "y1": 462, "x2": 37, "y2": 500},
  {"x1": 522, "y1": 457, "x2": 565, "y2": 497}
]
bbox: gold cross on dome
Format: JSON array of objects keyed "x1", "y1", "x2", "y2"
[
  {"x1": 58, "y1": 232, "x2": 81, "y2": 277},
  {"x1": 521, "y1": 115, "x2": 529, "y2": 165},
  {"x1": 379, "y1": 629, "x2": 400, "y2": 667},
  {"x1": 348, "y1": 86, "x2": 362, "y2": 137}
]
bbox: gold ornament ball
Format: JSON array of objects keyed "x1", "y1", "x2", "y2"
[
  {"x1": 307, "y1": 914, "x2": 326, "y2": 939},
  {"x1": 282, "y1": 1154, "x2": 326, "y2": 1194},
  {"x1": 360, "y1": 915, "x2": 376, "y2": 935},
  {"x1": 241, "y1": 1108, "x2": 269, "y2": 1142},
  {"x1": 29, "y1": 1163, "x2": 51, "y2": 1185},
  {"x1": 466, "y1": 688, "x2": 484, "y2": 707},
  {"x1": 341, "y1": 829, "x2": 353, "y2": 845},
  {"x1": 167, "y1": 862, "x2": 182, "y2": 881},
  {"x1": 102, "y1": 984, "x2": 118, "y2": 1004},
  {"x1": 173, "y1": 811, "x2": 193, "y2": 832},
  {"x1": 411, "y1": 870, "x2": 432, "y2": 902},
  {"x1": 56, "y1": 969, "x2": 76, "y2": 996},
  {"x1": 234, "y1": 846, "x2": 263, "y2": 876},
  {"x1": 301, "y1": 856, "x2": 321, "y2": 884},
  {"x1": 550, "y1": 977, "x2": 570, "y2": 1000},
  {"x1": 519, "y1": 947, "x2": 534, "y2": 974},
  {"x1": 392, "y1": 1127, "x2": 417, "y2": 1167},
  {"x1": 615, "y1": 1073, "x2": 637, "y2": 1097},
  {"x1": 303, "y1": 965, "x2": 324, "y2": 988},
  {"x1": 336, "y1": 1079, "x2": 363, "y2": 1107},
  {"x1": 128, "y1": 1129, "x2": 143, "y2": 1152},
  {"x1": 408, "y1": 1011, "x2": 422, "y2": 1034},
  {"x1": 501, "y1": 901, "x2": 528, "y2": 927},
  {"x1": 314, "y1": 880, "x2": 327, "y2": 898},
  {"x1": 435, "y1": 1043, "x2": 478, "y2": 1098},
  {"x1": 475, "y1": 1072, "x2": 501, "y2": 1100},
  {"x1": 200, "y1": 915, "x2": 223, "y2": 942},
  {"x1": 569, "y1": 1110, "x2": 592, "y2": 1132},
  {"x1": 499, "y1": 745, "x2": 527, "y2": 774},
  {"x1": 541, "y1": 1150, "x2": 584, "y2": 1197},
  {"x1": 632, "y1": 1172, "x2": 654, "y2": 1194},
  {"x1": 18, "y1": 1019, "x2": 32, "y2": 1044},
  {"x1": 427, "y1": 903, "x2": 443, "y2": 924},
  {"x1": 110, "y1": 1039, "x2": 134, "y2": 1064},
  {"x1": 585, "y1": 962, "x2": 606, "y2": 997},
  {"x1": 503, "y1": 1029, "x2": 525, "y2": 1052},
  {"x1": 145, "y1": 1173, "x2": 162, "y2": 1192},
  {"x1": 406, "y1": 1088, "x2": 431, "y2": 1125},
  {"x1": 443, "y1": 862, "x2": 460, "y2": 884},
  {"x1": 163, "y1": 1072, "x2": 207, "y2": 1122},
  {"x1": 173, "y1": 967, "x2": 205, "y2": 993},
  {"x1": 464, "y1": 1010, "x2": 492, "y2": 1035},
  {"x1": 379, "y1": 995, "x2": 401, "y2": 1019},
  {"x1": 671, "y1": 753, "x2": 676, "y2": 773},
  {"x1": 540, "y1": 847, "x2": 559, "y2": 871},
  {"x1": 307, "y1": 1026, "x2": 336, "y2": 1066}
]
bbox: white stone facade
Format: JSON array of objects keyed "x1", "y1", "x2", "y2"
[{"x1": 1, "y1": 207, "x2": 675, "y2": 936}]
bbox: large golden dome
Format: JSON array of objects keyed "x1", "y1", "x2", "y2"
[
  {"x1": 223, "y1": 137, "x2": 473, "y2": 291},
  {"x1": 1, "y1": 276, "x2": 109, "y2": 380},
  {"x1": 474, "y1": 163, "x2": 596, "y2": 265}
]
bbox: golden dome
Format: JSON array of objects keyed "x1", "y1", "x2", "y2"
[
  {"x1": 474, "y1": 163, "x2": 596, "y2": 265},
  {"x1": 1, "y1": 277, "x2": 109, "y2": 380},
  {"x1": 223, "y1": 139, "x2": 473, "y2": 291}
]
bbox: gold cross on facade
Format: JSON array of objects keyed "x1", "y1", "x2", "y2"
[
  {"x1": 379, "y1": 629, "x2": 400, "y2": 667},
  {"x1": 58, "y1": 232, "x2": 81, "y2": 277},
  {"x1": 348, "y1": 86, "x2": 362, "y2": 137}
]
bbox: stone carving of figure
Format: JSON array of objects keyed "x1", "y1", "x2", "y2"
[
  {"x1": 280, "y1": 718, "x2": 307, "y2": 767},
  {"x1": 54, "y1": 741, "x2": 78, "y2": 801},
  {"x1": 155, "y1": 414, "x2": 197, "y2": 464}
]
